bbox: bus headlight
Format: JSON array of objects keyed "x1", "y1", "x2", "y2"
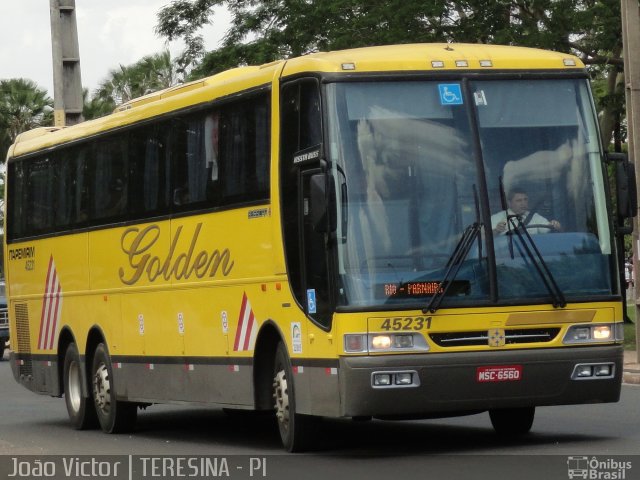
[
  {"x1": 344, "y1": 333, "x2": 429, "y2": 353},
  {"x1": 593, "y1": 325, "x2": 612, "y2": 340},
  {"x1": 393, "y1": 334, "x2": 414, "y2": 349},
  {"x1": 371, "y1": 335, "x2": 392, "y2": 349},
  {"x1": 563, "y1": 323, "x2": 618, "y2": 344}
]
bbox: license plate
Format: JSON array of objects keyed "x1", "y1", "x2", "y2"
[{"x1": 476, "y1": 365, "x2": 522, "y2": 383}]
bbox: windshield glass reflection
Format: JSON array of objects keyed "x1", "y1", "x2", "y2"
[
  {"x1": 327, "y1": 82, "x2": 488, "y2": 308},
  {"x1": 326, "y1": 79, "x2": 614, "y2": 309},
  {"x1": 473, "y1": 79, "x2": 613, "y2": 300}
]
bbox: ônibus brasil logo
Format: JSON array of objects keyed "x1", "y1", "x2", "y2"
[{"x1": 567, "y1": 456, "x2": 632, "y2": 479}]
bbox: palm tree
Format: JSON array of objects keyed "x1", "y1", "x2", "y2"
[
  {"x1": 92, "y1": 50, "x2": 185, "y2": 109},
  {"x1": 82, "y1": 88, "x2": 115, "y2": 120},
  {"x1": 138, "y1": 50, "x2": 184, "y2": 91},
  {"x1": 94, "y1": 64, "x2": 140, "y2": 106},
  {"x1": 0, "y1": 78, "x2": 53, "y2": 146}
]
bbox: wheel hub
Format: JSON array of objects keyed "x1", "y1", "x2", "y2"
[
  {"x1": 273, "y1": 370, "x2": 289, "y2": 430},
  {"x1": 93, "y1": 363, "x2": 111, "y2": 414},
  {"x1": 67, "y1": 360, "x2": 82, "y2": 412}
]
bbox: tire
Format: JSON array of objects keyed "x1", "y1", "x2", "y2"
[
  {"x1": 63, "y1": 343, "x2": 98, "y2": 429},
  {"x1": 91, "y1": 343, "x2": 137, "y2": 433},
  {"x1": 273, "y1": 341, "x2": 314, "y2": 452},
  {"x1": 489, "y1": 407, "x2": 535, "y2": 436},
  {"x1": 0, "y1": 342, "x2": 5, "y2": 360}
]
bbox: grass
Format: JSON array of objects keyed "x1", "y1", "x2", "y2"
[{"x1": 625, "y1": 306, "x2": 637, "y2": 350}]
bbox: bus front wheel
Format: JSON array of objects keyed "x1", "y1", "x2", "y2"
[
  {"x1": 91, "y1": 343, "x2": 137, "y2": 433},
  {"x1": 63, "y1": 342, "x2": 98, "y2": 429},
  {"x1": 273, "y1": 341, "x2": 314, "y2": 452},
  {"x1": 489, "y1": 407, "x2": 535, "y2": 436}
]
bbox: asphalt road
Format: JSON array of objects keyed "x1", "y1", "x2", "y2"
[{"x1": 0, "y1": 355, "x2": 639, "y2": 480}]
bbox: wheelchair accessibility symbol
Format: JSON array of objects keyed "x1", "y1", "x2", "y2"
[
  {"x1": 438, "y1": 84, "x2": 463, "y2": 105},
  {"x1": 306, "y1": 289, "x2": 317, "y2": 314}
]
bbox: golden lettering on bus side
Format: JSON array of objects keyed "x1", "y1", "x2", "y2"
[{"x1": 118, "y1": 223, "x2": 235, "y2": 285}]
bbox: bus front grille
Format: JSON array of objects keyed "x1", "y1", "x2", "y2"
[{"x1": 429, "y1": 328, "x2": 561, "y2": 347}]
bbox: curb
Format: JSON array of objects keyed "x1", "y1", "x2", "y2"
[
  {"x1": 623, "y1": 349, "x2": 639, "y2": 385},
  {"x1": 623, "y1": 370, "x2": 640, "y2": 385}
]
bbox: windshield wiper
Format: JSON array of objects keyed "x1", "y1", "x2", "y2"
[
  {"x1": 423, "y1": 222, "x2": 482, "y2": 314},
  {"x1": 498, "y1": 176, "x2": 566, "y2": 308},
  {"x1": 507, "y1": 215, "x2": 567, "y2": 308}
]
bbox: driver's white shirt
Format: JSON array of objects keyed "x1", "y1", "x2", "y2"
[{"x1": 490, "y1": 209, "x2": 551, "y2": 235}]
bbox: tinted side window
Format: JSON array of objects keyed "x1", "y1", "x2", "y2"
[
  {"x1": 91, "y1": 135, "x2": 129, "y2": 223},
  {"x1": 170, "y1": 93, "x2": 270, "y2": 211},
  {"x1": 7, "y1": 90, "x2": 271, "y2": 241},
  {"x1": 169, "y1": 115, "x2": 215, "y2": 211},
  {"x1": 219, "y1": 95, "x2": 270, "y2": 205},
  {"x1": 58, "y1": 144, "x2": 92, "y2": 230},
  {"x1": 7, "y1": 161, "x2": 27, "y2": 241},
  {"x1": 26, "y1": 157, "x2": 55, "y2": 236},
  {"x1": 129, "y1": 123, "x2": 170, "y2": 217}
]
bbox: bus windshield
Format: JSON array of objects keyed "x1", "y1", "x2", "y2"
[{"x1": 326, "y1": 79, "x2": 614, "y2": 309}]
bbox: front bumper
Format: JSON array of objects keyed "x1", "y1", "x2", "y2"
[{"x1": 339, "y1": 345, "x2": 623, "y2": 417}]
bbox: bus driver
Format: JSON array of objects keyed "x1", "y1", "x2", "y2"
[{"x1": 492, "y1": 187, "x2": 562, "y2": 235}]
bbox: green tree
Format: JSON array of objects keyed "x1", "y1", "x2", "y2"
[
  {"x1": 91, "y1": 50, "x2": 185, "y2": 109},
  {"x1": 94, "y1": 63, "x2": 143, "y2": 107},
  {"x1": 155, "y1": 0, "x2": 625, "y2": 144},
  {"x1": 82, "y1": 88, "x2": 115, "y2": 120},
  {"x1": 0, "y1": 78, "x2": 53, "y2": 161}
]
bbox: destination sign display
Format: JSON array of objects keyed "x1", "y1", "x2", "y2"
[{"x1": 378, "y1": 280, "x2": 470, "y2": 298}]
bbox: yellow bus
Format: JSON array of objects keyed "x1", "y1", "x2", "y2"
[{"x1": 4, "y1": 44, "x2": 635, "y2": 452}]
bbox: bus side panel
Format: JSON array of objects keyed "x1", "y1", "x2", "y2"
[
  {"x1": 110, "y1": 209, "x2": 276, "y2": 406},
  {"x1": 6, "y1": 234, "x2": 89, "y2": 301},
  {"x1": 90, "y1": 221, "x2": 172, "y2": 291},
  {"x1": 170, "y1": 209, "x2": 275, "y2": 288},
  {"x1": 280, "y1": 315, "x2": 342, "y2": 417},
  {"x1": 113, "y1": 362, "x2": 256, "y2": 406},
  {"x1": 116, "y1": 286, "x2": 253, "y2": 406},
  {"x1": 8, "y1": 235, "x2": 92, "y2": 354},
  {"x1": 7, "y1": 233, "x2": 89, "y2": 395},
  {"x1": 292, "y1": 360, "x2": 342, "y2": 417}
]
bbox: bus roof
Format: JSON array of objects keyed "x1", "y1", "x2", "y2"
[
  {"x1": 281, "y1": 43, "x2": 584, "y2": 76},
  {"x1": 8, "y1": 43, "x2": 584, "y2": 159}
]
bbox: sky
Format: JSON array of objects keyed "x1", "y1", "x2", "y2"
[{"x1": 0, "y1": 0, "x2": 230, "y2": 97}]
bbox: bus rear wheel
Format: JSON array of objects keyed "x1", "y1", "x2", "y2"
[
  {"x1": 489, "y1": 407, "x2": 535, "y2": 436},
  {"x1": 273, "y1": 342, "x2": 313, "y2": 452},
  {"x1": 91, "y1": 343, "x2": 137, "y2": 433},
  {"x1": 63, "y1": 342, "x2": 98, "y2": 429}
]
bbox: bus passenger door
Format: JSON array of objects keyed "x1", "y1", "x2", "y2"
[
  {"x1": 300, "y1": 168, "x2": 333, "y2": 326},
  {"x1": 280, "y1": 79, "x2": 333, "y2": 330}
]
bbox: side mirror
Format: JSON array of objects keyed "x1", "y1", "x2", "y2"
[
  {"x1": 610, "y1": 152, "x2": 638, "y2": 219},
  {"x1": 309, "y1": 173, "x2": 337, "y2": 233}
]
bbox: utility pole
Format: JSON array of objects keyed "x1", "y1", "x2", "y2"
[
  {"x1": 622, "y1": 0, "x2": 640, "y2": 361},
  {"x1": 49, "y1": 0, "x2": 84, "y2": 127}
]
